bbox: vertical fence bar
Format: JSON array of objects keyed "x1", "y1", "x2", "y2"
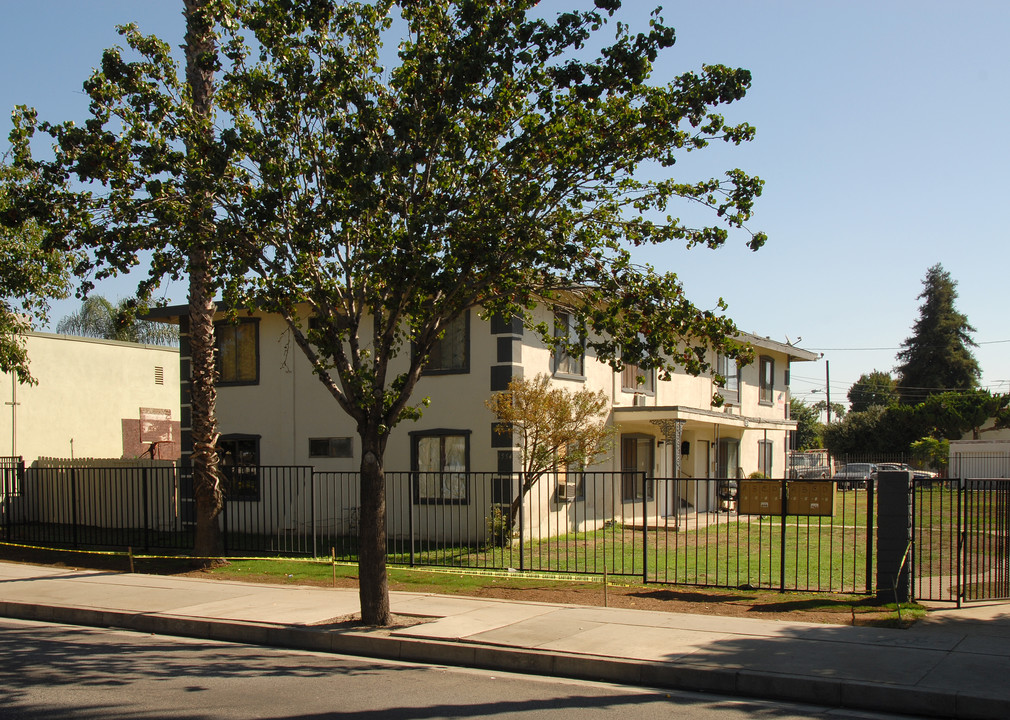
[
  {"x1": 779, "y1": 476, "x2": 787, "y2": 592},
  {"x1": 142, "y1": 467, "x2": 150, "y2": 553},
  {"x1": 70, "y1": 467, "x2": 79, "y2": 549},
  {"x1": 518, "y1": 474, "x2": 525, "y2": 572},
  {"x1": 865, "y1": 478, "x2": 875, "y2": 595}
]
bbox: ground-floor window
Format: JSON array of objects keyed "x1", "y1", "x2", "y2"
[
  {"x1": 717, "y1": 437, "x2": 740, "y2": 479},
  {"x1": 219, "y1": 434, "x2": 260, "y2": 501},
  {"x1": 757, "y1": 439, "x2": 774, "y2": 477},
  {"x1": 555, "y1": 457, "x2": 586, "y2": 502},
  {"x1": 412, "y1": 430, "x2": 470, "y2": 504},
  {"x1": 621, "y1": 434, "x2": 654, "y2": 501}
]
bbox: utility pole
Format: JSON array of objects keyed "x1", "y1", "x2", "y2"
[{"x1": 825, "y1": 361, "x2": 832, "y2": 424}]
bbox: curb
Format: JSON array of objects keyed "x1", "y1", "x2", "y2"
[{"x1": 2, "y1": 601, "x2": 1006, "y2": 720}]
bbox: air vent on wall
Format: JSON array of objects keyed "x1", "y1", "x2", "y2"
[{"x1": 155, "y1": 366, "x2": 165, "y2": 385}]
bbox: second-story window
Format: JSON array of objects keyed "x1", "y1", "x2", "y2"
[
  {"x1": 717, "y1": 354, "x2": 740, "y2": 404},
  {"x1": 424, "y1": 310, "x2": 469, "y2": 374},
  {"x1": 553, "y1": 311, "x2": 584, "y2": 377},
  {"x1": 621, "y1": 362, "x2": 655, "y2": 394},
  {"x1": 759, "y1": 355, "x2": 775, "y2": 405},
  {"x1": 216, "y1": 318, "x2": 259, "y2": 385}
]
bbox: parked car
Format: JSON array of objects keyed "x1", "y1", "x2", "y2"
[
  {"x1": 832, "y1": 462, "x2": 876, "y2": 489},
  {"x1": 788, "y1": 450, "x2": 832, "y2": 479},
  {"x1": 876, "y1": 462, "x2": 939, "y2": 483}
]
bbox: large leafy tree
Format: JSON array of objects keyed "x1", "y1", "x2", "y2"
[
  {"x1": 216, "y1": 0, "x2": 765, "y2": 624},
  {"x1": 56, "y1": 295, "x2": 179, "y2": 346},
  {"x1": 847, "y1": 370, "x2": 898, "y2": 412},
  {"x1": 917, "y1": 389, "x2": 1010, "y2": 441},
  {"x1": 896, "y1": 264, "x2": 979, "y2": 404},
  {"x1": 0, "y1": 165, "x2": 71, "y2": 385},
  {"x1": 5, "y1": 0, "x2": 234, "y2": 562},
  {"x1": 789, "y1": 397, "x2": 821, "y2": 451}
]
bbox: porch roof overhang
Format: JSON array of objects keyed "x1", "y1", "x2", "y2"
[
  {"x1": 613, "y1": 405, "x2": 797, "y2": 433},
  {"x1": 736, "y1": 331, "x2": 821, "y2": 363}
]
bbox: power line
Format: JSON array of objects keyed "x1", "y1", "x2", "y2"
[{"x1": 804, "y1": 339, "x2": 1010, "y2": 352}]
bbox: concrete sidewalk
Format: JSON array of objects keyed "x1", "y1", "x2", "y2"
[{"x1": 1, "y1": 561, "x2": 1008, "y2": 719}]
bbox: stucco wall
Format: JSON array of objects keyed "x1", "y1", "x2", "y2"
[
  {"x1": 214, "y1": 309, "x2": 807, "y2": 481},
  {"x1": 0, "y1": 333, "x2": 181, "y2": 463}
]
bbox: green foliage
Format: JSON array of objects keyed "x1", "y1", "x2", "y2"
[
  {"x1": 821, "y1": 404, "x2": 924, "y2": 457},
  {"x1": 916, "y1": 389, "x2": 1009, "y2": 440},
  {"x1": 896, "y1": 264, "x2": 980, "y2": 404},
  {"x1": 789, "y1": 397, "x2": 822, "y2": 450},
  {"x1": 847, "y1": 370, "x2": 898, "y2": 412},
  {"x1": 909, "y1": 437, "x2": 949, "y2": 471},
  {"x1": 56, "y1": 294, "x2": 178, "y2": 346},
  {"x1": 487, "y1": 374, "x2": 614, "y2": 479},
  {"x1": 822, "y1": 389, "x2": 1010, "y2": 455},
  {"x1": 207, "y1": 0, "x2": 765, "y2": 436},
  {"x1": 0, "y1": 164, "x2": 72, "y2": 385},
  {"x1": 485, "y1": 506, "x2": 513, "y2": 550}
]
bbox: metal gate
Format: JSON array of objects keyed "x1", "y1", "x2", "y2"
[
  {"x1": 912, "y1": 478, "x2": 1010, "y2": 603},
  {"x1": 962, "y1": 478, "x2": 1010, "y2": 602}
]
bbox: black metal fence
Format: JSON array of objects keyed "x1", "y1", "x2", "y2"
[
  {"x1": 1, "y1": 462, "x2": 875, "y2": 594},
  {"x1": 912, "y1": 477, "x2": 1010, "y2": 604}
]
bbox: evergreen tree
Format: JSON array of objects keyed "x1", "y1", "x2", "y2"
[
  {"x1": 847, "y1": 370, "x2": 898, "y2": 412},
  {"x1": 895, "y1": 264, "x2": 979, "y2": 404}
]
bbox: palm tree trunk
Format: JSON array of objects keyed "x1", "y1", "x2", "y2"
[{"x1": 184, "y1": 0, "x2": 224, "y2": 564}]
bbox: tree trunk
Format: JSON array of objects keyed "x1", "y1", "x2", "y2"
[
  {"x1": 184, "y1": 0, "x2": 224, "y2": 564},
  {"x1": 358, "y1": 431, "x2": 390, "y2": 626},
  {"x1": 189, "y1": 248, "x2": 223, "y2": 562}
]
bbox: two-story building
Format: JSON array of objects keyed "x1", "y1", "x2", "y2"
[{"x1": 150, "y1": 304, "x2": 817, "y2": 542}]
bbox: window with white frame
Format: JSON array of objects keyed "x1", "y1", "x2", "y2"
[{"x1": 553, "y1": 311, "x2": 584, "y2": 377}]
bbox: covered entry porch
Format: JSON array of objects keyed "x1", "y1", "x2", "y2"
[{"x1": 612, "y1": 405, "x2": 796, "y2": 517}]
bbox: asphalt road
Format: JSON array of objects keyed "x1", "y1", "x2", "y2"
[{"x1": 0, "y1": 619, "x2": 926, "y2": 720}]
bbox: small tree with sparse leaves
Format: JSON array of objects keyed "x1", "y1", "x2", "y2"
[{"x1": 486, "y1": 374, "x2": 615, "y2": 532}]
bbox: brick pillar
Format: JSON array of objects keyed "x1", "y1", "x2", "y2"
[{"x1": 876, "y1": 470, "x2": 913, "y2": 603}]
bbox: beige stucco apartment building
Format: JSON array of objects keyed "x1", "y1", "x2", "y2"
[
  {"x1": 144, "y1": 304, "x2": 820, "y2": 542},
  {"x1": 0, "y1": 332, "x2": 181, "y2": 464},
  {"x1": 195, "y1": 309, "x2": 816, "y2": 473}
]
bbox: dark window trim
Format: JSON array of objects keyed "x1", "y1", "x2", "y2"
[
  {"x1": 418, "y1": 310, "x2": 471, "y2": 376},
  {"x1": 410, "y1": 428, "x2": 472, "y2": 505},
  {"x1": 308, "y1": 436, "x2": 354, "y2": 459},
  {"x1": 620, "y1": 432, "x2": 655, "y2": 501},
  {"x1": 219, "y1": 433, "x2": 261, "y2": 502},
  {"x1": 621, "y1": 363, "x2": 656, "y2": 396},
  {"x1": 758, "y1": 439, "x2": 774, "y2": 476},
  {"x1": 215, "y1": 317, "x2": 260, "y2": 387}
]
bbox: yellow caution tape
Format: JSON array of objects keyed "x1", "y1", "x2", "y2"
[{"x1": 0, "y1": 541, "x2": 642, "y2": 586}]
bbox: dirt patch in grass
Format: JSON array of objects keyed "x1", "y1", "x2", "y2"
[{"x1": 0, "y1": 544, "x2": 921, "y2": 628}]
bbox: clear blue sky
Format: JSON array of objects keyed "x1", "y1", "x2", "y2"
[{"x1": 2, "y1": 1, "x2": 1008, "y2": 406}]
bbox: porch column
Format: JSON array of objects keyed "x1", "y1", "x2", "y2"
[{"x1": 650, "y1": 419, "x2": 687, "y2": 477}]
